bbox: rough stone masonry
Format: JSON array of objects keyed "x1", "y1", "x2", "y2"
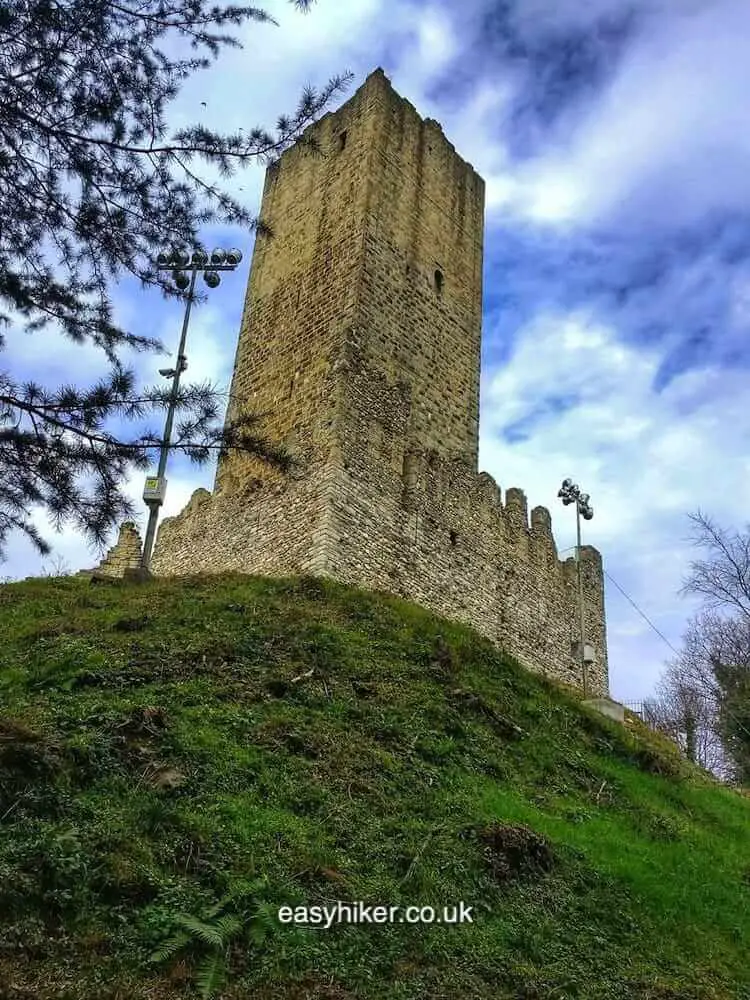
[
  {"x1": 151, "y1": 68, "x2": 609, "y2": 697},
  {"x1": 82, "y1": 522, "x2": 143, "y2": 579}
]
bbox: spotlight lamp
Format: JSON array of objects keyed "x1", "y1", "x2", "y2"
[
  {"x1": 558, "y1": 478, "x2": 579, "y2": 500},
  {"x1": 155, "y1": 245, "x2": 242, "y2": 282}
]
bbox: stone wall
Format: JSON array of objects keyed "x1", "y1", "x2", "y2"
[
  {"x1": 84, "y1": 521, "x2": 143, "y2": 578},
  {"x1": 151, "y1": 68, "x2": 609, "y2": 696}
]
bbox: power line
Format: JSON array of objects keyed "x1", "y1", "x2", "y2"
[
  {"x1": 605, "y1": 571, "x2": 750, "y2": 748},
  {"x1": 604, "y1": 570, "x2": 681, "y2": 657}
]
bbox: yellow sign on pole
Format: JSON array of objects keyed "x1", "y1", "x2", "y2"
[{"x1": 143, "y1": 476, "x2": 166, "y2": 503}]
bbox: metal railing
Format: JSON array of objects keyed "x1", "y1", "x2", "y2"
[{"x1": 622, "y1": 700, "x2": 661, "y2": 731}]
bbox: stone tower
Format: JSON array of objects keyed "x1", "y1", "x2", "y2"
[{"x1": 152, "y1": 68, "x2": 609, "y2": 696}]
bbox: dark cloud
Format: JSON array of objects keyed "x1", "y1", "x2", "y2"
[
  {"x1": 426, "y1": 0, "x2": 646, "y2": 158},
  {"x1": 499, "y1": 392, "x2": 582, "y2": 443},
  {"x1": 482, "y1": 210, "x2": 750, "y2": 387},
  {"x1": 488, "y1": 6, "x2": 639, "y2": 158}
]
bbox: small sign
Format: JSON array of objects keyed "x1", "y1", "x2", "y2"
[{"x1": 143, "y1": 476, "x2": 167, "y2": 503}]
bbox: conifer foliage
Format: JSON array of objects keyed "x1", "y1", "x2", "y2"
[{"x1": 0, "y1": 0, "x2": 349, "y2": 558}]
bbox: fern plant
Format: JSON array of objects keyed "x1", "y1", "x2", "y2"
[{"x1": 150, "y1": 884, "x2": 273, "y2": 999}]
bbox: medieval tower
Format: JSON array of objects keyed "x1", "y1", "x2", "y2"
[{"x1": 151, "y1": 68, "x2": 609, "y2": 697}]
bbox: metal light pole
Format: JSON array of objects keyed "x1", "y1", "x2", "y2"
[
  {"x1": 140, "y1": 246, "x2": 243, "y2": 572},
  {"x1": 557, "y1": 478, "x2": 594, "y2": 698}
]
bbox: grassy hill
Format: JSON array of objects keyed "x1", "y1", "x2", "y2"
[{"x1": 0, "y1": 572, "x2": 748, "y2": 1000}]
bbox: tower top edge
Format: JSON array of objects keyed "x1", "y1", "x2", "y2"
[{"x1": 282, "y1": 66, "x2": 484, "y2": 185}]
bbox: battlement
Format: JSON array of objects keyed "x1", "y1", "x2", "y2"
[{"x1": 152, "y1": 69, "x2": 609, "y2": 696}]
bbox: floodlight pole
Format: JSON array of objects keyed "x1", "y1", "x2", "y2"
[
  {"x1": 575, "y1": 501, "x2": 588, "y2": 699},
  {"x1": 141, "y1": 268, "x2": 197, "y2": 571},
  {"x1": 558, "y1": 478, "x2": 594, "y2": 699},
  {"x1": 139, "y1": 247, "x2": 243, "y2": 573}
]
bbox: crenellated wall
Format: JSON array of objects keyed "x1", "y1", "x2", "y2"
[
  {"x1": 151, "y1": 68, "x2": 609, "y2": 696},
  {"x1": 153, "y1": 459, "x2": 607, "y2": 695}
]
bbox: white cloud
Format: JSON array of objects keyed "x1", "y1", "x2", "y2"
[
  {"x1": 4, "y1": 320, "x2": 113, "y2": 388},
  {"x1": 503, "y1": 0, "x2": 750, "y2": 226},
  {"x1": 414, "y1": 8, "x2": 457, "y2": 75}
]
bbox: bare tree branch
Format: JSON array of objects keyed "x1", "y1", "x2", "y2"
[
  {"x1": 680, "y1": 510, "x2": 750, "y2": 621},
  {"x1": 663, "y1": 512, "x2": 750, "y2": 785}
]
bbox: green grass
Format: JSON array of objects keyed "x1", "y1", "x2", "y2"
[{"x1": 0, "y1": 572, "x2": 748, "y2": 1000}]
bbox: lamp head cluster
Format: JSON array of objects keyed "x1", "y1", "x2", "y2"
[
  {"x1": 558, "y1": 478, "x2": 594, "y2": 520},
  {"x1": 156, "y1": 247, "x2": 243, "y2": 290}
]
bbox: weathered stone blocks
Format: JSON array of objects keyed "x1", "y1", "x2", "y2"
[{"x1": 86, "y1": 521, "x2": 143, "y2": 578}]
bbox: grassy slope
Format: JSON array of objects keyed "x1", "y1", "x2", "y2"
[{"x1": 0, "y1": 573, "x2": 748, "y2": 1000}]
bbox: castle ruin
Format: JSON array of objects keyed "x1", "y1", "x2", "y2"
[{"x1": 151, "y1": 68, "x2": 609, "y2": 697}]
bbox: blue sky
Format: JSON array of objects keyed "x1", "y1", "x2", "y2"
[{"x1": 4, "y1": 0, "x2": 750, "y2": 705}]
